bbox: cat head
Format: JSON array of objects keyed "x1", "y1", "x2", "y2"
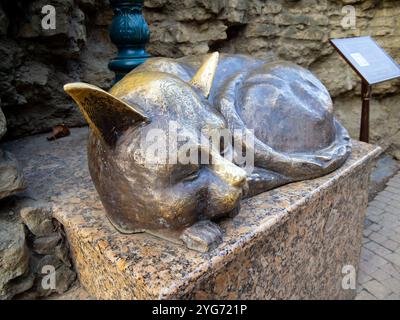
[{"x1": 64, "y1": 53, "x2": 247, "y2": 232}]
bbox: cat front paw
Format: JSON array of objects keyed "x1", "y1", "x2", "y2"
[{"x1": 180, "y1": 220, "x2": 223, "y2": 253}]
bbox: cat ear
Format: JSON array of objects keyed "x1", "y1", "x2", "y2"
[
  {"x1": 189, "y1": 52, "x2": 219, "y2": 98},
  {"x1": 64, "y1": 82, "x2": 149, "y2": 147}
]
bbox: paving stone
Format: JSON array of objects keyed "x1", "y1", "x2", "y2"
[
  {"x1": 363, "y1": 280, "x2": 393, "y2": 299},
  {"x1": 365, "y1": 241, "x2": 392, "y2": 257},
  {"x1": 363, "y1": 229, "x2": 373, "y2": 237},
  {"x1": 367, "y1": 206, "x2": 384, "y2": 216},
  {"x1": 380, "y1": 277, "x2": 400, "y2": 294},
  {"x1": 360, "y1": 247, "x2": 376, "y2": 261},
  {"x1": 385, "y1": 253, "x2": 400, "y2": 266},
  {"x1": 388, "y1": 233, "x2": 400, "y2": 243},
  {"x1": 368, "y1": 255, "x2": 390, "y2": 268},
  {"x1": 387, "y1": 180, "x2": 400, "y2": 188},
  {"x1": 384, "y1": 206, "x2": 400, "y2": 215},
  {"x1": 369, "y1": 200, "x2": 388, "y2": 209},
  {"x1": 380, "y1": 220, "x2": 399, "y2": 230},
  {"x1": 387, "y1": 176, "x2": 400, "y2": 183},
  {"x1": 369, "y1": 232, "x2": 388, "y2": 245},
  {"x1": 381, "y1": 239, "x2": 399, "y2": 251},
  {"x1": 385, "y1": 186, "x2": 400, "y2": 195},
  {"x1": 366, "y1": 206, "x2": 384, "y2": 218},
  {"x1": 391, "y1": 225, "x2": 400, "y2": 234},
  {"x1": 385, "y1": 293, "x2": 400, "y2": 300},
  {"x1": 356, "y1": 284, "x2": 363, "y2": 294},
  {"x1": 379, "y1": 191, "x2": 398, "y2": 201},
  {"x1": 366, "y1": 215, "x2": 383, "y2": 223},
  {"x1": 377, "y1": 227, "x2": 396, "y2": 238},
  {"x1": 370, "y1": 269, "x2": 391, "y2": 282},
  {"x1": 379, "y1": 263, "x2": 400, "y2": 280},
  {"x1": 387, "y1": 200, "x2": 400, "y2": 209},
  {"x1": 388, "y1": 181, "x2": 399, "y2": 190},
  {"x1": 385, "y1": 210, "x2": 400, "y2": 219},
  {"x1": 355, "y1": 289, "x2": 377, "y2": 300},
  {"x1": 384, "y1": 191, "x2": 400, "y2": 200},
  {"x1": 381, "y1": 212, "x2": 399, "y2": 222},
  {"x1": 357, "y1": 270, "x2": 372, "y2": 284},
  {"x1": 360, "y1": 261, "x2": 379, "y2": 275},
  {"x1": 367, "y1": 223, "x2": 382, "y2": 232},
  {"x1": 373, "y1": 194, "x2": 393, "y2": 204},
  {"x1": 356, "y1": 168, "x2": 400, "y2": 299},
  {"x1": 364, "y1": 218, "x2": 373, "y2": 228}
]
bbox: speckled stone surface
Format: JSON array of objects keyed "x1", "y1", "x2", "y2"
[{"x1": 3, "y1": 128, "x2": 381, "y2": 300}]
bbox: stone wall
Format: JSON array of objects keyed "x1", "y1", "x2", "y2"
[
  {"x1": 1, "y1": 104, "x2": 25, "y2": 200},
  {"x1": 0, "y1": 0, "x2": 399, "y2": 156}
]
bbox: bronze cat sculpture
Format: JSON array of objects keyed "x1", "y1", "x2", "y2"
[{"x1": 64, "y1": 53, "x2": 351, "y2": 252}]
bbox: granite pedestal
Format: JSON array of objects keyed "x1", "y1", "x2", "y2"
[{"x1": 4, "y1": 128, "x2": 381, "y2": 299}]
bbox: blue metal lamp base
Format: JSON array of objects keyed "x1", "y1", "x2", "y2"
[{"x1": 108, "y1": 0, "x2": 150, "y2": 82}]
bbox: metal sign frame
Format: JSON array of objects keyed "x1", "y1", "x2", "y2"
[{"x1": 330, "y1": 36, "x2": 400, "y2": 143}]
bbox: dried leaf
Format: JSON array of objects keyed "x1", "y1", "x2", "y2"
[{"x1": 47, "y1": 124, "x2": 70, "y2": 141}]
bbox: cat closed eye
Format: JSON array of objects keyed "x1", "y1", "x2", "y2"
[{"x1": 182, "y1": 170, "x2": 200, "y2": 182}]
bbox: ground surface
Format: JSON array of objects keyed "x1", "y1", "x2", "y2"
[{"x1": 356, "y1": 172, "x2": 400, "y2": 300}]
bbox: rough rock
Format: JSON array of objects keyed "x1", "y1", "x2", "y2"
[
  {"x1": 0, "y1": 150, "x2": 26, "y2": 200},
  {"x1": 52, "y1": 264, "x2": 77, "y2": 295},
  {"x1": 18, "y1": 202, "x2": 76, "y2": 297},
  {"x1": 0, "y1": 3, "x2": 8, "y2": 36},
  {"x1": 0, "y1": 107, "x2": 6, "y2": 139},
  {"x1": 32, "y1": 233, "x2": 62, "y2": 255},
  {"x1": 53, "y1": 241, "x2": 72, "y2": 268},
  {"x1": 1, "y1": 103, "x2": 26, "y2": 200},
  {"x1": 19, "y1": 203, "x2": 72, "y2": 265},
  {"x1": 0, "y1": 220, "x2": 30, "y2": 299},
  {"x1": 2, "y1": 272, "x2": 35, "y2": 299},
  {"x1": 32, "y1": 255, "x2": 76, "y2": 297},
  {"x1": 0, "y1": 195, "x2": 77, "y2": 299},
  {"x1": 333, "y1": 94, "x2": 400, "y2": 153},
  {"x1": 20, "y1": 205, "x2": 54, "y2": 237}
]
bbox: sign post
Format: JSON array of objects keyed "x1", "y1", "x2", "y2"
[
  {"x1": 330, "y1": 36, "x2": 400, "y2": 143},
  {"x1": 360, "y1": 80, "x2": 371, "y2": 142}
]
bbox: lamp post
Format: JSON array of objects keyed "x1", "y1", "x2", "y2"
[{"x1": 108, "y1": 0, "x2": 150, "y2": 82}]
